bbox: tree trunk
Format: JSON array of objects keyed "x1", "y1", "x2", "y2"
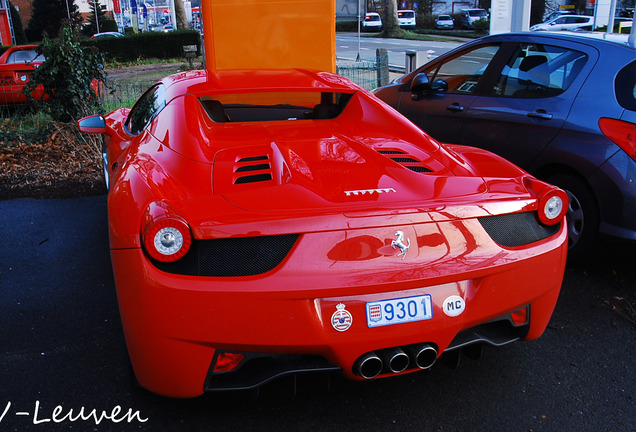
[
  {"x1": 174, "y1": 0, "x2": 189, "y2": 30},
  {"x1": 382, "y1": 0, "x2": 400, "y2": 37}
]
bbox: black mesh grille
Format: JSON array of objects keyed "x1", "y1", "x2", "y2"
[
  {"x1": 236, "y1": 163, "x2": 271, "y2": 173},
  {"x1": 376, "y1": 149, "x2": 433, "y2": 173},
  {"x1": 234, "y1": 155, "x2": 272, "y2": 184},
  {"x1": 406, "y1": 166, "x2": 432, "y2": 173},
  {"x1": 478, "y1": 212, "x2": 559, "y2": 247},
  {"x1": 377, "y1": 150, "x2": 405, "y2": 155},
  {"x1": 151, "y1": 234, "x2": 300, "y2": 276},
  {"x1": 390, "y1": 157, "x2": 420, "y2": 163},
  {"x1": 238, "y1": 156, "x2": 268, "y2": 162},
  {"x1": 234, "y1": 173, "x2": 273, "y2": 184}
]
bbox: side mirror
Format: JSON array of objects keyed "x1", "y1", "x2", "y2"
[
  {"x1": 77, "y1": 115, "x2": 106, "y2": 134},
  {"x1": 410, "y1": 73, "x2": 431, "y2": 95}
]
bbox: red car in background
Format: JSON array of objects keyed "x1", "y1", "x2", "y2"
[
  {"x1": 0, "y1": 45, "x2": 45, "y2": 104},
  {"x1": 78, "y1": 69, "x2": 568, "y2": 398}
]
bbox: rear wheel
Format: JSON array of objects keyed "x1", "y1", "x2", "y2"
[{"x1": 544, "y1": 174, "x2": 599, "y2": 261}]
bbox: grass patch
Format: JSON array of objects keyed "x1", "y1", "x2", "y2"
[{"x1": 351, "y1": 29, "x2": 482, "y2": 42}]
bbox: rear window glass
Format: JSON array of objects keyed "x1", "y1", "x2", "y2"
[
  {"x1": 200, "y1": 91, "x2": 354, "y2": 123},
  {"x1": 493, "y1": 43, "x2": 587, "y2": 98},
  {"x1": 7, "y1": 50, "x2": 44, "y2": 64},
  {"x1": 616, "y1": 59, "x2": 636, "y2": 111}
]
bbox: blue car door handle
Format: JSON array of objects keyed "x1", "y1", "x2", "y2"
[
  {"x1": 527, "y1": 110, "x2": 553, "y2": 120},
  {"x1": 447, "y1": 103, "x2": 464, "y2": 112}
]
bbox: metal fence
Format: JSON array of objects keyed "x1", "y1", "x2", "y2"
[
  {"x1": 336, "y1": 55, "x2": 389, "y2": 90},
  {"x1": 101, "y1": 80, "x2": 156, "y2": 113},
  {"x1": 0, "y1": 57, "x2": 389, "y2": 124}
]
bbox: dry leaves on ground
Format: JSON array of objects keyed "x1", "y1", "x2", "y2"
[{"x1": 0, "y1": 122, "x2": 105, "y2": 200}]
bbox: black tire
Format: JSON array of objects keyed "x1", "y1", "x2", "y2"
[{"x1": 544, "y1": 173, "x2": 599, "y2": 261}]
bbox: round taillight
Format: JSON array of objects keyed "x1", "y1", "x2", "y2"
[
  {"x1": 143, "y1": 218, "x2": 191, "y2": 262},
  {"x1": 538, "y1": 188, "x2": 568, "y2": 226}
]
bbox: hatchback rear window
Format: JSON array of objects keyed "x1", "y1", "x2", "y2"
[
  {"x1": 493, "y1": 43, "x2": 587, "y2": 98},
  {"x1": 7, "y1": 50, "x2": 44, "y2": 64},
  {"x1": 616, "y1": 59, "x2": 636, "y2": 111},
  {"x1": 200, "y1": 91, "x2": 354, "y2": 123}
]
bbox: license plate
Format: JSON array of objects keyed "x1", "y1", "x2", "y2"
[{"x1": 366, "y1": 294, "x2": 433, "y2": 327}]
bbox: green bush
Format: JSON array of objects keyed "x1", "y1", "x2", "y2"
[
  {"x1": 472, "y1": 18, "x2": 490, "y2": 34},
  {"x1": 101, "y1": 19, "x2": 119, "y2": 33},
  {"x1": 24, "y1": 24, "x2": 107, "y2": 122},
  {"x1": 451, "y1": 13, "x2": 464, "y2": 28},
  {"x1": 83, "y1": 30, "x2": 201, "y2": 62},
  {"x1": 416, "y1": 13, "x2": 437, "y2": 29},
  {"x1": 336, "y1": 20, "x2": 359, "y2": 32}
]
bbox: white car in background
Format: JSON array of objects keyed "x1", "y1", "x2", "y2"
[
  {"x1": 362, "y1": 12, "x2": 382, "y2": 31},
  {"x1": 435, "y1": 14, "x2": 454, "y2": 30},
  {"x1": 530, "y1": 15, "x2": 593, "y2": 31},
  {"x1": 460, "y1": 8, "x2": 488, "y2": 29},
  {"x1": 397, "y1": 10, "x2": 416, "y2": 29}
]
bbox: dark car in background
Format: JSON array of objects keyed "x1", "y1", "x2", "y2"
[
  {"x1": 374, "y1": 32, "x2": 636, "y2": 259},
  {"x1": 459, "y1": 8, "x2": 488, "y2": 29}
]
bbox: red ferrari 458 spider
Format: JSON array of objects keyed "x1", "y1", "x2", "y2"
[{"x1": 78, "y1": 69, "x2": 568, "y2": 398}]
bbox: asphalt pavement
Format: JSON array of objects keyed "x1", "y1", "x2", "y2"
[
  {"x1": 336, "y1": 33, "x2": 466, "y2": 69},
  {"x1": 1, "y1": 195, "x2": 635, "y2": 431}
]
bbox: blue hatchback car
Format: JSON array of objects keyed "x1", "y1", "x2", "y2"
[{"x1": 374, "y1": 32, "x2": 636, "y2": 259}]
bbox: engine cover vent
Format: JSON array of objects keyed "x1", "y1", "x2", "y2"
[
  {"x1": 377, "y1": 149, "x2": 433, "y2": 173},
  {"x1": 234, "y1": 155, "x2": 273, "y2": 184}
]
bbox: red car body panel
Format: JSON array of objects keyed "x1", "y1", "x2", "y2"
[
  {"x1": 80, "y1": 69, "x2": 567, "y2": 397},
  {"x1": 0, "y1": 45, "x2": 45, "y2": 104}
]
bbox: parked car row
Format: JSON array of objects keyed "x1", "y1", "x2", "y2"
[
  {"x1": 373, "y1": 31, "x2": 636, "y2": 260},
  {"x1": 362, "y1": 10, "x2": 417, "y2": 31},
  {"x1": 361, "y1": 9, "x2": 490, "y2": 32}
]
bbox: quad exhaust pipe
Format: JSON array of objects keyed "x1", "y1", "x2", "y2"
[
  {"x1": 355, "y1": 352, "x2": 383, "y2": 379},
  {"x1": 380, "y1": 347, "x2": 410, "y2": 374},
  {"x1": 408, "y1": 343, "x2": 438, "y2": 370},
  {"x1": 354, "y1": 343, "x2": 438, "y2": 379}
]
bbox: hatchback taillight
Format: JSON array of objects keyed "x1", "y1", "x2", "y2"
[{"x1": 599, "y1": 118, "x2": 636, "y2": 162}]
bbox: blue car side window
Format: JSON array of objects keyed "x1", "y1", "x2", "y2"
[
  {"x1": 493, "y1": 43, "x2": 587, "y2": 98},
  {"x1": 426, "y1": 44, "x2": 500, "y2": 94}
]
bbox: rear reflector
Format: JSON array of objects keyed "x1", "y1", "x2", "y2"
[
  {"x1": 510, "y1": 307, "x2": 529, "y2": 326},
  {"x1": 213, "y1": 352, "x2": 245, "y2": 373}
]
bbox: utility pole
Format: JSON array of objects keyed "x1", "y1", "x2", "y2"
[{"x1": 95, "y1": 0, "x2": 101, "y2": 33}]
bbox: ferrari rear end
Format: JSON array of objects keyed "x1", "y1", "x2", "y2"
[{"x1": 81, "y1": 69, "x2": 568, "y2": 398}]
